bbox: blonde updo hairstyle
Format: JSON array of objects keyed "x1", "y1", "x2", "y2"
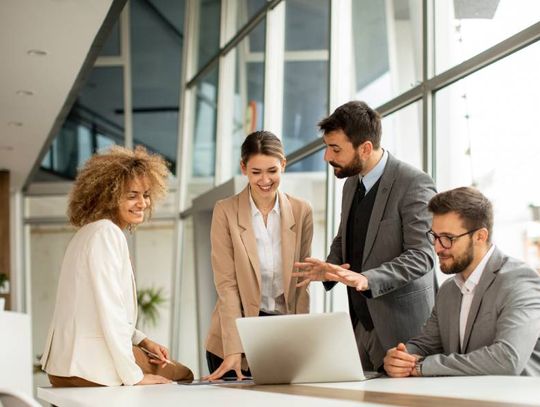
[{"x1": 68, "y1": 145, "x2": 169, "y2": 228}]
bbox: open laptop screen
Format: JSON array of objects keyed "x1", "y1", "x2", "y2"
[{"x1": 236, "y1": 312, "x2": 370, "y2": 385}]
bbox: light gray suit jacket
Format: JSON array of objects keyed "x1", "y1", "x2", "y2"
[
  {"x1": 407, "y1": 247, "x2": 540, "y2": 376},
  {"x1": 325, "y1": 153, "x2": 437, "y2": 350}
]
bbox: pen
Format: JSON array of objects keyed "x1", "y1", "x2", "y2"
[{"x1": 139, "y1": 347, "x2": 175, "y2": 365}]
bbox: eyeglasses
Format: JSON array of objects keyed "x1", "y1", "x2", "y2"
[{"x1": 426, "y1": 228, "x2": 481, "y2": 249}]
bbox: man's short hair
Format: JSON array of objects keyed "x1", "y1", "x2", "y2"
[
  {"x1": 428, "y1": 187, "x2": 494, "y2": 242},
  {"x1": 318, "y1": 100, "x2": 382, "y2": 149}
]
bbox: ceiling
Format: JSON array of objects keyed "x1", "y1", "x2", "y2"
[{"x1": 0, "y1": 0, "x2": 125, "y2": 192}]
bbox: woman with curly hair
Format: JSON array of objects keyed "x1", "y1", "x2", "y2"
[{"x1": 41, "y1": 146, "x2": 193, "y2": 387}]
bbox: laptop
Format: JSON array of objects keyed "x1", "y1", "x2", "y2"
[{"x1": 236, "y1": 312, "x2": 380, "y2": 385}]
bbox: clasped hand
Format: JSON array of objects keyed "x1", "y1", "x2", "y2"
[
  {"x1": 292, "y1": 257, "x2": 369, "y2": 291},
  {"x1": 383, "y1": 343, "x2": 422, "y2": 377}
]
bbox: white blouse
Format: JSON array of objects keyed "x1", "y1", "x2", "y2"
[{"x1": 249, "y1": 191, "x2": 285, "y2": 313}]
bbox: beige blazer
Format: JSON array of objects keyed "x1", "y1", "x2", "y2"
[
  {"x1": 206, "y1": 187, "x2": 313, "y2": 358},
  {"x1": 41, "y1": 219, "x2": 146, "y2": 386}
]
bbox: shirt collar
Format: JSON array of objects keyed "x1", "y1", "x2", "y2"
[
  {"x1": 454, "y1": 244, "x2": 495, "y2": 292},
  {"x1": 360, "y1": 149, "x2": 388, "y2": 193},
  {"x1": 249, "y1": 188, "x2": 280, "y2": 217}
]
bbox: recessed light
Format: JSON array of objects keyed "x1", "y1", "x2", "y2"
[
  {"x1": 27, "y1": 49, "x2": 47, "y2": 56},
  {"x1": 8, "y1": 121, "x2": 23, "y2": 127},
  {"x1": 16, "y1": 90, "x2": 34, "y2": 96}
]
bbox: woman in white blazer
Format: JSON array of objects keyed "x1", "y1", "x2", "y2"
[{"x1": 41, "y1": 146, "x2": 193, "y2": 387}]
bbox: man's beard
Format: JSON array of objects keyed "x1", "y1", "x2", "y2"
[
  {"x1": 329, "y1": 154, "x2": 363, "y2": 179},
  {"x1": 439, "y1": 239, "x2": 474, "y2": 275}
]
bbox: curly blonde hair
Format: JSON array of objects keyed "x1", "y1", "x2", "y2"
[{"x1": 68, "y1": 145, "x2": 170, "y2": 228}]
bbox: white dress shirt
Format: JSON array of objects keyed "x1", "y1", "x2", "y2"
[
  {"x1": 454, "y1": 244, "x2": 495, "y2": 350},
  {"x1": 249, "y1": 190, "x2": 284, "y2": 313},
  {"x1": 361, "y1": 149, "x2": 388, "y2": 193}
]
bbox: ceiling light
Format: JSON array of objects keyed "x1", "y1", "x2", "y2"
[
  {"x1": 16, "y1": 90, "x2": 34, "y2": 96},
  {"x1": 27, "y1": 49, "x2": 47, "y2": 56},
  {"x1": 7, "y1": 121, "x2": 23, "y2": 127}
]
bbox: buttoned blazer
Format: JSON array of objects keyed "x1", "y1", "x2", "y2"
[
  {"x1": 407, "y1": 247, "x2": 540, "y2": 376},
  {"x1": 325, "y1": 153, "x2": 437, "y2": 350},
  {"x1": 41, "y1": 219, "x2": 146, "y2": 386},
  {"x1": 206, "y1": 187, "x2": 313, "y2": 358}
]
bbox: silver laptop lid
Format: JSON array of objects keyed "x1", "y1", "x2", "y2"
[{"x1": 236, "y1": 312, "x2": 365, "y2": 384}]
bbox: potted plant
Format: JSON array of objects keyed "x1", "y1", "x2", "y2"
[{"x1": 137, "y1": 287, "x2": 167, "y2": 328}]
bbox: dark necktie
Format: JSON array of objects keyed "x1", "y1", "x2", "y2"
[
  {"x1": 352, "y1": 178, "x2": 374, "y2": 331},
  {"x1": 356, "y1": 179, "x2": 366, "y2": 203}
]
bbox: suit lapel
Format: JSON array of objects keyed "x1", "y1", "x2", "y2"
[
  {"x1": 238, "y1": 187, "x2": 261, "y2": 291},
  {"x1": 462, "y1": 247, "x2": 502, "y2": 352},
  {"x1": 279, "y1": 191, "x2": 296, "y2": 309},
  {"x1": 363, "y1": 154, "x2": 396, "y2": 265},
  {"x1": 341, "y1": 175, "x2": 359, "y2": 259}
]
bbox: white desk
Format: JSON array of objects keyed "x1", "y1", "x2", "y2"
[{"x1": 38, "y1": 376, "x2": 540, "y2": 407}]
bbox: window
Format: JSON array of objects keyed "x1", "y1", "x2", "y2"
[{"x1": 435, "y1": 41, "x2": 540, "y2": 264}]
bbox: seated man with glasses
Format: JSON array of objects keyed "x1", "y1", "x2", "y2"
[{"x1": 384, "y1": 186, "x2": 540, "y2": 377}]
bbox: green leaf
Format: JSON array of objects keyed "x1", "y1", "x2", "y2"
[{"x1": 136, "y1": 286, "x2": 167, "y2": 328}]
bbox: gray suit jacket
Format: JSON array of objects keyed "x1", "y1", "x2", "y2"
[
  {"x1": 407, "y1": 247, "x2": 540, "y2": 376},
  {"x1": 326, "y1": 153, "x2": 437, "y2": 350}
]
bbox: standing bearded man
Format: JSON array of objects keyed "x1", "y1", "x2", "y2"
[{"x1": 294, "y1": 101, "x2": 437, "y2": 371}]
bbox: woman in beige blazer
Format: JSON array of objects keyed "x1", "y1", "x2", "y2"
[
  {"x1": 205, "y1": 131, "x2": 313, "y2": 380},
  {"x1": 41, "y1": 146, "x2": 193, "y2": 387}
]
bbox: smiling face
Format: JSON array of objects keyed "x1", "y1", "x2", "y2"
[
  {"x1": 117, "y1": 176, "x2": 151, "y2": 229},
  {"x1": 431, "y1": 211, "x2": 477, "y2": 276},
  {"x1": 241, "y1": 154, "x2": 285, "y2": 203}
]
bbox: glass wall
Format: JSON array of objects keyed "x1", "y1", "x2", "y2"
[
  {"x1": 193, "y1": 0, "x2": 220, "y2": 71},
  {"x1": 131, "y1": 0, "x2": 184, "y2": 173},
  {"x1": 188, "y1": 68, "x2": 219, "y2": 204},
  {"x1": 192, "y1": 68, "x2": 218, "y2": 179},
  {"x1": 381, "y1": 101, "x2": 422, "y2": 169},
  {"x1": 282, "y1": 0, "x2": 329, "y2": 154},
  {"x1": 236, "y1": 0, "x2": 267, "y2": 31},
  {"x1": 100, "y1": 21, "x2": 121, "y2": 56},
  {"x1": 351, "y1": 0, "x2": 422, "y2": 107},
  {"x1": 38, "y1": 1, "x2": 186, "y2": 181},
  {"x1": 231, "y1": 20, "x2": 266, "y2": 174},
  {"x1": 435, "y1": 0, "x2": 540, "y2": 73},
  {"x1": 435, "y1": 40, "x2": 540, "y2": 265},
  {"x1": 40, "y1": 67, "x2": 124, "y2": 180}
]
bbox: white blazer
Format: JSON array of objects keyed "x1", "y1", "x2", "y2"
[{"x1": 41, "y1": 219, "x2": 146, "y2": 386}]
